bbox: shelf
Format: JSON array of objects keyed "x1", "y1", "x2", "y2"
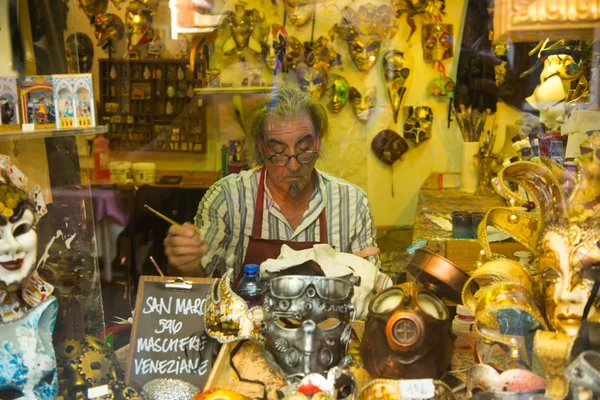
[
  {"x1": 0, "y1": 126, "x2": 107, "y2": 141},
  {"x1": 194, "y1": 86, "x2": 274, "y2": 95}
]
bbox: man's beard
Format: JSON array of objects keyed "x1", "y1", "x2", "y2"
[{"x1": 288, "y1": 183, "x2": 301, "y2": 198}]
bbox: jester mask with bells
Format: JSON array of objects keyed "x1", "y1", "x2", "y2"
[
  {"x1": 287, "y1": 37, "x2": 341, "y2": 99},
  {"x1": 221, "y1": 4, "x2": 264, "y2": 60},
  {"x1": 259, "y1": 24, "x2": 288, "y2": 72},
  {"x1": 329, "y1": 4, "x2": 396, "y2": 72},
  {"x1": 422, "y1": 23, "x2": 452, "y2": 64},
  {"x1": 349, "y1": 87, "x2": 376, "y2": 121},
  {"x1": 382, "y1": 50, "x2": 410, "y2": 123},
  {"x1": 284, "y1": 0, "x2": 315, "y2": 27},
  {"x1": 327, "y1": 74, "x2": 349, "y2": 113}
]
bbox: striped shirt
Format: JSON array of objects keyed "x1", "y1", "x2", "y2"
[{"x1": 194, "y1": 167, "x2": 380, "y2": 277}]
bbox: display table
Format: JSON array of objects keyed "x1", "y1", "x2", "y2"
[
  {"x1": 412, "y1": 189, "x2": 526, "y2": 273},
  {"x1": 204, "y1": 321, "x2": 475, "y2": 399}
]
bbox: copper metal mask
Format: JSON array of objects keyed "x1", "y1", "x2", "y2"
[
  {"x1": 382, "y1": 50, "x2": 410, "y2": 123},
  {"x1": 330, "y1": 4, "x2": 396, "y2": 72},
  {"x1": 287, "y1": 37, "x2": 341, "y2": 99},
  {"x1": 349, "y1": 87, "x2": 375, "y2": 121},
  {"x1": 221, "y1": 4, "x2": 264, "y2": 60},
  {"x1": 403, "y1": 106, "x2": 433, "y2": 145},
  {"x1": 422, "y1": 23, "x2": 453, "y2": 64},
  {"x1": 284, "y1": 0, "x2": 315, "y2": 27},
  {"x1": 361, "y1": 282, "x2": 452, "y2": 379},
  {"x1": 260, "y1": 24, "x2": 288, "y2": 71},
  {"x1": 259, "y1": 273, "x2": 359, "y2": 380},
  {"x1": 65, "y1": 33, "x2": 94, "y2": 74},
  {"x1": 327, "y1": 74, "x2": 349, "y2": 113}
]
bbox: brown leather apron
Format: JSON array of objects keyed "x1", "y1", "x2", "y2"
[{"x1": 242, "y1": 168, "x2": 327, "y2": 269}]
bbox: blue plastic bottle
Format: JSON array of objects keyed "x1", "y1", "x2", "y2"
[{"x1": 236, "y1": 264, "x2": 263, "y2": 308}]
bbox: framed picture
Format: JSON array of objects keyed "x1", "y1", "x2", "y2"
[
  {"x1": 19, "y1": 76, "x2": 55, "y2": 128},
  {"x1": 0, "y1": 77, "x2": 19, "y2": 128}
]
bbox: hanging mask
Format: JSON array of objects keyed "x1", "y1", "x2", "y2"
[
  {"x1": 403, "y1": 106, "x2": 433, "y2": 145},
  {"x1": 382, "y1": 50, "x2": 410, "y2": 123},
  {"x1": 260, "y1": 24, "x2": 288, "y2": 72},
  {"x1": 0, "y1": 298, "x2": 58, "y2": 400},
  {"x1": 204, "y1": 269, "x2": 265, "y2": 344},
  {"x1": 55, "y1": 335, "x2": 125, "y2": 399},
  {"x1": 221, "y1": 4, "x2": 264, "y2": 60},
  {"x1": 426, "y1": 76, "x2": 454, "y2": 97},
  {"x1": 289, "y1": 37, "x2": 341, "y2": 99},
  {"x1": 422, "y1": 23, "x2": 453, "y2": 63},
  {"x1": 327, "y1": 74, "x2": 349, "y2": 113},
  {"x1": 259, "y1": 272, "x2": 360, "y2": 380},
  {"x1": 392, "y1": 0, "x2": 447, "y2": 41},
  {"x1": 78, "y1": 0, "x2": 108, "y2": 20},
  {"x1": 330, "y1": 4, "x2": 396, "y2": 72},
  {"x1": 371, "y1": 130, "x2": 409, "y2": 166},
  {"x1": 94, "y1": 13, "x2": 125, "y2": 51},
  {"x1": 284, "y1": 0, "x2": 315, "y2": 27},
  {"x1": 65, "y1": 33, "x2": 94, "y2": 74},
  {"x1": 349, "y1": 87, "x2": 376, "y2": 121}
]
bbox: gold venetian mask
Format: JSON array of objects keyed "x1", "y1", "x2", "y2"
[
  {"x1": 330, "y1": 4, "x2": 396, "y2": 72},
  {"x1": 288, "y1": 37, "x2": 341, "y2": 99},
  {"x1": 327, "y1": 74, "x2": 349, "y2": 113},
  {"x1": 349, "y1": 87, "x2": 376, "y2": 121},
  {"x1": 221, "y1": 4, "x2": 264, "y2": 59},
  {"x1": 284, "y1": 0, "x2": 314, "y2": 26}
]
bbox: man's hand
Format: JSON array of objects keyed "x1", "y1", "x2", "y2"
[
  {"x1": 353, "y1": 247, "x2": 381, "y2": 259},
  {"x1": 164, "y1": 222, "x2": 207, "y2": 276}
]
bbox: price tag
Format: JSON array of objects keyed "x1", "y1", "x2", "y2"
[
  {"x1": 399, "y1": 379, "x2": 435, "y2": 399},
  {"x1": 22, "y1": 124, "x2": 35, "y2": 132},
  {"x1": 87, "y1": 384, "x2": 109, "y2": 399}
]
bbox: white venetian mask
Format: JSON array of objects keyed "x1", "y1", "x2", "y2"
[{"x1": 0, "y1": 208, "x2": 37, "y2": 288}]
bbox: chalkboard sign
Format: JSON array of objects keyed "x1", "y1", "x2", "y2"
[{"x1": 126, "y1": 276, "x2": 216, "y2": 390}]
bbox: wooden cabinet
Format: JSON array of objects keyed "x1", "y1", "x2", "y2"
[
  {"x1": 98, "y1": 59, "x2": 207, "y2": 153},
  {"x1": 494, "y1": 0, "x2": 600, "y2": 42}
]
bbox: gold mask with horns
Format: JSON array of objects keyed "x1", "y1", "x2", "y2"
[{"x1": 465, "y1": 157, "x2": 600, "y2": 398}]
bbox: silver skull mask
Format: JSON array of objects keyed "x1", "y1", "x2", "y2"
[{"x1": 259, "y1": 273, "x2": 360, "y2": 381}]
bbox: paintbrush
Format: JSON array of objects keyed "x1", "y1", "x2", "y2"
[
  {"x1": 144, "y1": 204, "x2": 180, "y2": 226},
  {"x1": 144, "y1": 204, "x2": 203, "y2": 240}
]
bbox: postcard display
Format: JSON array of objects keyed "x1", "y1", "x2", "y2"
[{"x1": 0, "y1": 74, "x2": 96, "y2": 131}]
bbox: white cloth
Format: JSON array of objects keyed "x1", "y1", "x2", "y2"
[{"x1": 260, "y1": 244, "x2": 392, "y2": 320}]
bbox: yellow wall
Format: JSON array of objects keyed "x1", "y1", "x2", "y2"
[{"x1": 62, "y1": 0, "x2": 522, "y2": 226}]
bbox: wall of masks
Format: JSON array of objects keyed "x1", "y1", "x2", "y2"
[{"x1": 61, "y1": 0, "x2": 523, "y2": 226}]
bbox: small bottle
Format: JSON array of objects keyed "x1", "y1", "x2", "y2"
[
  {"x1": 93, "y1": 134, "x2": 110, "y2": 180},
  {"x1": 236, "y1": 264, "x2": 262, "y2": 308}
]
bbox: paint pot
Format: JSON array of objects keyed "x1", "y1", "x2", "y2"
[
  {"x1": 132, "y1": 162, "x2": 156, "y2": 185},
  {"x1": 109, "y1": 161, "x2": 132, "y2": 184}
]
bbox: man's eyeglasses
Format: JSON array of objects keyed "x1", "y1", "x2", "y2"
[{"x1": 262, "y1": 138, "x2": 320, "y2": 166}]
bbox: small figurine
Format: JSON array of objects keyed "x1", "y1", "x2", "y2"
[{"x1": 177, "y1": 36, "x2": 190, "y2": 60}]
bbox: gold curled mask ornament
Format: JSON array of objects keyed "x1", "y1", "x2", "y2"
[
  {"x1": 284, "y1": 0, "x2": 315, "y2": 27},
  {"x1": 467, "y1": 158, "x2": 600, "y2": 398},
  {"x1": 329, "y1": 4, "x2": 396, "y2": 72},
  {"x1": 220, "y1": 4, "x2": 264, "y2": 60},
  {"x1": 287, "y1": 37, "x2": 341, "y2": 99},
  {"x1": 348, "y1": 87, "x2": 376, "y2": 122},
  {"x1": 203, "y1": 268, "x2": 264, "y2": 344},
  {"x1": 382, "y1": 50, "x2": 409, "y2": 123},
  {"x1": 403, "y1": 106, "x2": 433, "y2": 145},
  {"x1": 327, "y1": 74, "x2": 349, "y2": 113}
]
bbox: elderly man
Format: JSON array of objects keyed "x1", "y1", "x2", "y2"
[{"x1": 164, "y1": 88, "x2": 380, "y2": 277}]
